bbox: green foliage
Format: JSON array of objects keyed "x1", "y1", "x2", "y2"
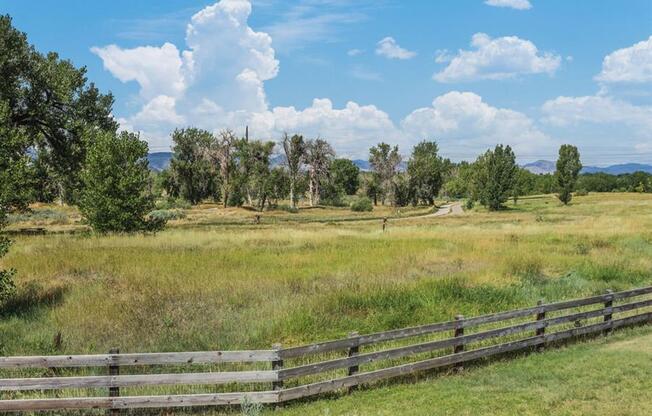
[
  {"x1": 232, "y1": 138, "x2": 276, "y2": 210},
  {"x1": 407, "y1": 140, "x2": 445, "y2": 205},
  {"x1": 305, "y1": 139, "x2": 335, "y2": 206},
  {"x1": 555, "y1": 144, "x2": 582, "y2": 205},
  {"x1": 443, "y1": 161, "x2": 475, "y2": 199},
  {"x1": 363, "y1": 173, "x2": 382, "y2": 205},
  {"x1": 168, "y1": 128, "x2": 220, "y2": 205},
  {"x1": 282, "y1": 133, "x2": 306, "y2": 208},
  {"x1": 148, "y1": 209, "x2": 186, "y2": 222},
  {"x1": 155, "y1": 197, "x2": 192, "y2": 210},
  {"x1": 0, "y1": 101, "x2": 34, "y2": 211},
  {"x1": 369, "y1": 142, "x2": 401, "y2": 205},
  {"x1": 330, "y1": 158, "x2": 360, "y2": 195},
  {"x1": 472, "y1": 144, "x2": 517, "y2": 211},
  {"x1": 80, "y1": 131, "x2": 159, "y2": 233},
  {"x1": 350, "y1": 196, "x2": 373, "y2": 212},
  {"x1": 0, "y1": 231, "x2": 15, "y2": 307},
  {"x1": 1, "y1": 15, "x2": 117, "y2": 203},
  {"x1": 512, "y1": 167, "x2": 536, "y2": 204},
  {"x1": 392, "y1": 173, "x2": 412, "y2": 207},
  {"x1": 577, "y1": 172, "x2": 652, "y2": 193}
]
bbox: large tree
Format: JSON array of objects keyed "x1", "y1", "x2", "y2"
[
  {"x1": 472, "y1": 144, "x2": 517, "y2": 211},
  {"x1": 168, "y1": 128, "x2": 219, "y2": 204},
  {"x1": 369, "y1": 142, "x2": 401, "y2": 205},
  {"x1": 1, "y1": 15, "x2": 117, "y2": 203},
  {"x1": 233, "y1": 138, "x2": 275, "y2": 210},
  {"x1": 407, "y1": 140, "x2": 445, "y2": 205},
  {"x1": 79, "y1": 131, "x2": 157, "y2": 232},
  {"x1": 282, "y1": 133, "x2": 306, "y2": 209},
  {"x1": 555, "y1": 144, "x2": 582, "y2": 205},
  {"x1": 330, "y1": 158, "x2": 360, "y2": 196},
  {"x1": 305, "y1": 139, "x2": 335, "y2": 206}
]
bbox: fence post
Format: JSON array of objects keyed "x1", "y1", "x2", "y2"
[
  {"x1": 604, "y1": 289, "x2": 614, "y2": 335},
  {"x1": 108, "y1": 348, "x2": 119, "y2": 416},
  {"x1": 347, "y1": 331, "x2": 360, "y2": 393},
  {"x1": 454, "y1": 314, "x2": 464, "y2": 372},
  {"x1": 271, "y1": 343, "x2": 284, "y2": 391},
  {"x1": 536, "y1": 299, "x2": 546, "y2": 351}
]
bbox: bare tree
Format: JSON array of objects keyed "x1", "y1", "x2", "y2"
[
  {"x1": 305, "y1": 138, "x2": 335, "y2": 206},
  {"x1": 281, "y1": 133, "x2": 306, "y2": 209},
  {"x1": 369, "y1": 142, "x2": 401, "y2": 205},
  {"x1": 216, "y1": 130, "x2": 236, "y2": 207}
]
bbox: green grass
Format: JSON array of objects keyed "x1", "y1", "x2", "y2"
[{"x1": 1, "y1": 193, "x2": 652, "y2": 414}]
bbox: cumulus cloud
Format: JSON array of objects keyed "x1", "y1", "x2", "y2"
[
  {"x1": 485, "y1": 0, "x2": 532, "y2": 10},
  {"x1": 375, "y1": 37, "x2": 417, "y2": 60},
  {"x1": 91, "y1": 43, "x2": 187, "y2": 100},
  {"x1": 401, "y1": 91, "x2": 552, "y2": 155},
  {"x1": 595, "y1": 36, "x2": 652, "y2": 83},
  {"x1": 541, "y1": 95, "x2": 652, "y2": 130},
  {"x1": 434, "y1": 33, "x2": 561, "y2": 82},
  {"x1": 93, "y1": 1, "x2": 551, "y2": 158}
]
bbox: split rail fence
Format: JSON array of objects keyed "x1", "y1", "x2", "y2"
[{"x1": 1, "y1": 286, "x2": 651, "y2": 413}]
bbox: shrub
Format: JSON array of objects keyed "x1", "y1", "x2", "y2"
[
  {"x1": 80, "y1": 131, "x2": 158, "y2": 233},
  {"x1": 155, "y1": 198, "x2": 191, "y2": 210},
  {"x1": 148, "y1": 209, "x2": 186, "y2": 222},
  {"x1": 350, "y1": 197, "x2": 373, "y2": 212},
  {"x1": 575, "y1": 189, "x2": 589, "y2": 196},
  {"x1": 0, "y1": 236, "x2": 15, "y2": 307},
  {"x1": 465, "y1": 199, "x2": 475, "y2": 210}
]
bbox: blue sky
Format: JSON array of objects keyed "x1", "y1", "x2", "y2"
[{"x1": 3, "y1": 0, "x2": 651, "y2": 164}]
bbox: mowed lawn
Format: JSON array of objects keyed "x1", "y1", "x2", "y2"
[{"x1": 1, "y1": 193, "x2": 652, "y2": 414}]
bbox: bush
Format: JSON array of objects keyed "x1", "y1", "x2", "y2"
[
  {"x1": 0, "y1": 236, "x2": 15, "y2": 307},
  {"x1": 148, "y1": 209, "x2": 186, "y2": 222},
  {"x1": 80, "y1": 131, "x2": 157, "y2": 233},
  {"x1": 350, "y1": 197, "x2": 373, "y2": 212},
  {"x1": 575, "y1": 189, "x2": 589, "y2": 196},
  {"x1": 465, "y1": 199, "x2": 475, "y2": 210}
]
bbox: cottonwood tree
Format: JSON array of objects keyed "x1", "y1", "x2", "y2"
[
  {"x1": 282, "y1": 133, "x2": 306, "y2": 209},
  {"x1": 305, "y1": 139, "x2": 335, "y2": 206},
  {"x1": 369, "y1": 142, "x2": 401, "y2": 205},
  {"x1": 168, "y1": 128, "x2": 219, "y2": 204},
  {"x1": 232, "y1": 138, "x2": 275, "y2": 210},
  {"x1": 330, "y1": 158, "x2": 360, "y2": 195},
  {"x1": 472, "y1": 144, "x2": 517, "y2": 211},
  {"x1": 1, "y1": 15, "x2": 117, "y2": 203},
  {"x1": 215, "y1": 129, "x2": 237, "y2": 208},
  {"x1": 512, "y1": 168, "x2": 536, "y2": 204},
  {"x1": 555, "y1": 144, "x2": 582, "y2": 205},
  {"x1": 79, "y1": 131, "x2": 158, "y2": 233},
  {"x1": 407, "y1": 140, "x2": 445, "y2": 205}
]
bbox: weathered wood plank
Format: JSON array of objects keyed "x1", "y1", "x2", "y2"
[
  {"x1": 279, "y1": 286, "x2": 651, "y2": 359},
  {"x1": 0, "y1": 350, "x2": 279, "y2": 369},
  {"x1": 279, "y1": 312, "x2": 652, "y2": 402},
  {"x1": 0, "y1": 371, "x2": 278, "y2": 391},
  {"x1": 0, "y1": 391, "x2": 279, "y2": 411}
]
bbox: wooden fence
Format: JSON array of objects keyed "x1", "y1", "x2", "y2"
[{"x1": 1, "y1": 286, "x2": 651, "y2": 413}]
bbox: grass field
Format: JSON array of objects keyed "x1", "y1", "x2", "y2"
[{"x1": 1, "y1": 193, "x2": 652, "y2": 414}]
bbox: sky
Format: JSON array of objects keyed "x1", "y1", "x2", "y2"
[{"x1": 2, "y1": 0, "x2": 652, "y2": 165}]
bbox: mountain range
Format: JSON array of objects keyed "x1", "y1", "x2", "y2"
[{"x1": 147, "y1": 153, "x2": 652, "y2": 175}]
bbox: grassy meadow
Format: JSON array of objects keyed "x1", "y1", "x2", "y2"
[{"x1": 1, "y1": 192, "x2": 652, "y2": 414}]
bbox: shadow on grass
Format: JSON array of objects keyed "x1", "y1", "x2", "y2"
[{"x1": 0, "y1": 281, "x2": 67, "y2": 319}]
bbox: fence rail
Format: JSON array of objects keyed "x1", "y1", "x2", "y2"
[{"x1": 1, "y1": 286, "x2": 651, "y2": 413}]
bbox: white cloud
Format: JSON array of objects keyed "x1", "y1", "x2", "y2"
[
  {"x1": 375, "y1": 37, "x2": 417, "y2": 60},
  {"x1": 434, "y1": 49, "x2": 453, "y2": 63},
  {"x1": 541, "y1": 95, "x2": 652, "y2": 130},
  {"x1": 595, "y1": 36, "x2": 652, "y2": 83},
  {"x1": 434, "y1": 33, "x2": 561, "y2": 82},
  {"x1": 347, "y1": 48, "x2": 363, "y2": 57},
  {"x1": 92, "y1": 1, "x2": 555, "y2": 159},
  {"x1": 485, "y1": 0, "x2": 532, "y2": 10},
  {"x1": 401, "y1": 91, "x2": 552, "y2": 156},
  {"x1": 91, "y1": 43, "x2": 187, "y2": 101},
  {"x1": 350, "y1": 65, "x2": 382, "y2": 81}
]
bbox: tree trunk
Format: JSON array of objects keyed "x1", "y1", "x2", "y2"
[
  {"x1": 308, "y1": 175, "x2": 314, "y2": 207},
  {"x1": 290, "y1": 178, "x2": 295, "y2": 209}
]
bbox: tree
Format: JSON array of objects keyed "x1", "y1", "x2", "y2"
[
  {"x1": 168, "y1": 128, "x2": 220, "y2": 205},
  {"x1": 555, "y1": 144, "x2": 582, "y2": 205},
  {"x1": 369, "y1": 143, "x2": 401, "y2": 205},
  {"x1": 305, "y1": 139, "x2": 335, "y2": 206},
  {"x1": 0, "y1": 100, "x2": 33, "y2": 212},
  {"x1": 1, "y1": 15, "x2": 117, "y2": 203},
  {"x1": 215, "y1": 129, "x2": 236, "y2": 208},
  {"x1": 472, "y1": 144, "x2": 517, "y2": 211},
  {"x1": 79, "y1": 131, "x2": 158, "y2": 233},
  {"x1": 512, "y1": 168, "x2": 536, "y2": 204},
  {"x1": 282, "y1": 133, "x2": 306, "y2": 208},
  {"x1": 407, "y1": 141, "x2": 444, "y2": 205},
  {"x1": 330, "y1": 158, "x2": 360, "y2": 195},
  {"x1": 232, "y1": 138, "x2": 275, "y2": 210}
]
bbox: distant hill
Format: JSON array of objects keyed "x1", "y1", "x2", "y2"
[
  {"x1": 148, "y1": 154, "x2": 652, "y2": 175},
  {"x1": 147, "y1": 152, "x2": 172, "y2": 171},
  {"x1": 523, "y1": 160, "x2": 652, "y2": 175}
]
